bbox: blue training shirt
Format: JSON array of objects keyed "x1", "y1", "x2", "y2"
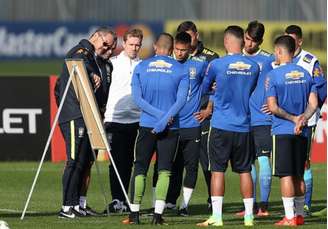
[
  {"x1": 179, "y1": 57, "x2": 208, "y2": 128},
  {"x1": 247, "y1": 50, "x2": 275, "y2": 126},
  {"x1": 131, "y1": 55, "x2": 189, "y2": 133},
  {"x1": 203, "y1": 53, "x2": 259, "y2": 132},
  {"x1": 265, "y1": 63, "x2": 317, "y2": 136}
]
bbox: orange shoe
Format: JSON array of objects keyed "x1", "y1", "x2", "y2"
[
  {"x1": 295, "y1": 215, "x2": 304, "y2": 225},
  {"x1": 257, "y1": 208, "x2": 269, "y2": 217},
  {"x1": 274, "y1": 217, "x2": 297, "y2": 226},
  {"x1": 121, "y1": 212, "x2": 140, "y2": 225}
]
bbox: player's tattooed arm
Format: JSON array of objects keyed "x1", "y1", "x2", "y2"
[{"x1": 267, "y1": 96, "x2": 297, "y2": 122}]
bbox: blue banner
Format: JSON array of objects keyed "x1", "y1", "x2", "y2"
[{"x1": 0, "y1": 22, "x2": 163, "y2": 59}]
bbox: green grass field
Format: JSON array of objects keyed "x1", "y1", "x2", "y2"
[
  {"x1": 0, "y1": 162, "x2": 326, "y2": 228},
  {"x1": 0, "y1": 60, "x2": 62, "y2": 76}
]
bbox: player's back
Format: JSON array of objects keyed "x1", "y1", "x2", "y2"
[
  {"x1": 132, "y1": 55, "x2": 185, "y2": 128},
  {"x1": 266, "y1": 63, "x2": 314, "y2": 135},
  {"x1": 210, "y1": 54, "x2": 259, "y2": 132}
]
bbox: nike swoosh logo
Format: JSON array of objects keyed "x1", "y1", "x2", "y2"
[
  {"x1": 201, "y1": 131, "x2": 209, "y2": 135},
  {"x1": 195, "y1": 139, "x2": 201, "y2": 143},
  {"x1": 60, "y1": 212, "x2": 75, "y2": 218},
  {"x1": 261, "y1": 150, "x2": 271, "y2": 154}
]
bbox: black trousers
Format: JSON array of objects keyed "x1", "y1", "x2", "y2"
[
  {"x1": 105, "y1": 122, "x2": 139, "y2": 202},
  {"x1": 60, "y1": 118, "x2": 92, "y2": 206},
  {"x1": 199, "y1": 119, "x2": 212, "y2": 203},
  {"x1": 166, "y1": 129, "x2": 200, "y2": 204}
]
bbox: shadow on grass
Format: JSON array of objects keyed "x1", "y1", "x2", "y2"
[{"x1": 0, "y1": 211, "x2": 58, "y2": 218}]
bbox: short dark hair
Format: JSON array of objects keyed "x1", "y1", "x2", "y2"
[
  {"x1": 177, "y1": 21, "x2": 198, "y2": 33},
  {"x1": 224, "y1": 25, "x2": 244, "y2": 44},
  {"x1": 155, "y1": 32, "x2": 173, "y2": 44},
  {"x1": 285, "y1": 25, "x2": 303, "y2": 39},
  {"x1": 123, "y1": 28, "x2": 143, "y2": 42},
  {"x1": 274, "y1": 35, "x2": 296, "y2": 54},
  {"x1": 245, "y1": 20, "x2": 265, "y2": 42},
  {"x1": 91, "y1": 26, "x2": 117, "y2": 42},
  {"x1": 175, "y1": 31, "x2": 192, "y2": 44}
]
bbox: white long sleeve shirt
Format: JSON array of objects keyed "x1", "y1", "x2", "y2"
[{"x1": 104, "y1": 51, "x2": 141, "y2": 123}]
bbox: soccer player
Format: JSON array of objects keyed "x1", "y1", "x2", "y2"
[
  {"x1": 285, "y1": 25, "x2": 327, "y2": 215},
  {"x1": 164, "y1": 32, "x2": 208, "y2": 216},
  {"x1": 266, "y1": 35, "x2": 318, "y2": 226},
  {"x1": 164, "y1": 20, "x2": 219, "y2": 211},
  {"x1": 123, "y1": 33, "x2": 189, "y2": 225},
  {"x1": 197, "y1": 25, "x2": 259, "y2": 227},
  {"x1": 55, "y1": 27, "x2": 116, "y2": 218},
  {"x1": 240, "y1": 20, "x2": 274, "y2": 216},
  {"x1": 103, "y1": 28, "x2": 143, "y2": 213}
]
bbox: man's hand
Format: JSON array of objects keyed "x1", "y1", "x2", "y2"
[
  {"x1": 194, "y1": 108, "x2": 212, "y2": 123},
  {"x1": 293, "y1": 114, "x2": 307, "y2": 135},
  {"x1": 93, "y1": 74, "x2": 101, "y2": 90},
  {"x1": 261, "y1": 103, "x2": 272, "y2": 115}
]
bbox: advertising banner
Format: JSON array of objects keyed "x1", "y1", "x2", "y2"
[
  {"x1": 0, "y1": 22, "x2": 163, "y2": 59},
  {"x1": 0, "y1": 76, "x2": 50, "y2": 160}
]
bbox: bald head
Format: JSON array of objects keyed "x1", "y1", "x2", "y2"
[{"x1": 153, "y1": 33, "x2": 174, "y2": 56}]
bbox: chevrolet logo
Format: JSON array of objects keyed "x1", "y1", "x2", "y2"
[
  {"x1": 149, "y1": 60, "x2": 172, "y2": 68},
  {"x1": 228, "y1": 61, "x2": 251, "y2": 70},
  {"x1": 285, "y1": 71, "x2": 304, "y2": 80}
]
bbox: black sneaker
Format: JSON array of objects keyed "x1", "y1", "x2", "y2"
[
  {"x1": 152, "y1": 213, "x2": 168, "y2": 225},
  {"x1": 81, "y1": 205, "x2": 101, "y2": 216},
  {"x1": 103, "y1": 199, "x2": 122, "y2": 214},
  {"x1": 71, "y1": 207, "x2": 87, "y2": 217},
  {"x1": 58, "y1": 208, "x2": 76, "y2": 219},
  {"x1": 178, "y1": 207, "x2": 189, "y2": 217},
  {"x1": 122, "y1": 211, "x2": 140, "y2": 225}
]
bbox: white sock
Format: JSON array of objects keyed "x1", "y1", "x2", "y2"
[
  {"x1": 211, "y1": 196, "x2": 223, "y2": 218},
  {"x1": 152, "y1": 187, "x2": 156, "y2": 208},
  {"x1": 282, "y1": 197, "x2": 295, "y2": 220},
  {"x1": 79, "y1": 196, "x2": 87, "y2": 208},
  {"x1": 243, "y1": 198, "x2": 254, "y2": 216},
  {"x1": 62, "y1": 205, "x2": 71, "y2": 212},
  {"x1": 73, "y1": 205, "x2": 80, "y2": 211},
  {"x1": 180, "y1": 187, "x2": 193, "y2": 209},
  {"x1": 294, "y1": 196, "x2": 304, "y2": 216},
  {"x1": 130, "y1": 204, "x2": 140, "y2": 212},
  {"x1": 154, "y1": 200, "x2": 166, "y2": 214}
]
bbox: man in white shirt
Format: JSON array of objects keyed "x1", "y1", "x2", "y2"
[{"x1": 103, "y1": 28, "x2": 143, "y2": 213}]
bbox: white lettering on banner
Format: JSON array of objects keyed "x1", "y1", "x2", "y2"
[
  {"x1": 314, "y1": 103, "x2": 327, "y2": 143},
  {"x1": 0, "y1": 109, "x2": 42, "y2": 134},
  {"x1": 0, "y1": 26, "x2": 97, "y2": 57}
]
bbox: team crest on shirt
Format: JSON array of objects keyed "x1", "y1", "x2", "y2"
[
  {"x1": 149, "y1": 60, "x2": 172, "y2": 68},
  {"x1": 228, "y1": 61, "x2": 251, "y2": 70},
  {"x1": 285, "y1": 70, "x2": 304, "y2": 80},
  {"x1": 313, "y1": 67, "x2": 322, "y2": 77},
  {"x1": 189, "y1": 67, "x2": 197, "y2": 79},
  {"x1": 78, "y1": 127, "x2": 85, "y2": 138}
]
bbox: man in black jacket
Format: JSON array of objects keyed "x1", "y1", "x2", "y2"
[{"x1": 55, "y1": 26, "x2": 117, "y2": 219}]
